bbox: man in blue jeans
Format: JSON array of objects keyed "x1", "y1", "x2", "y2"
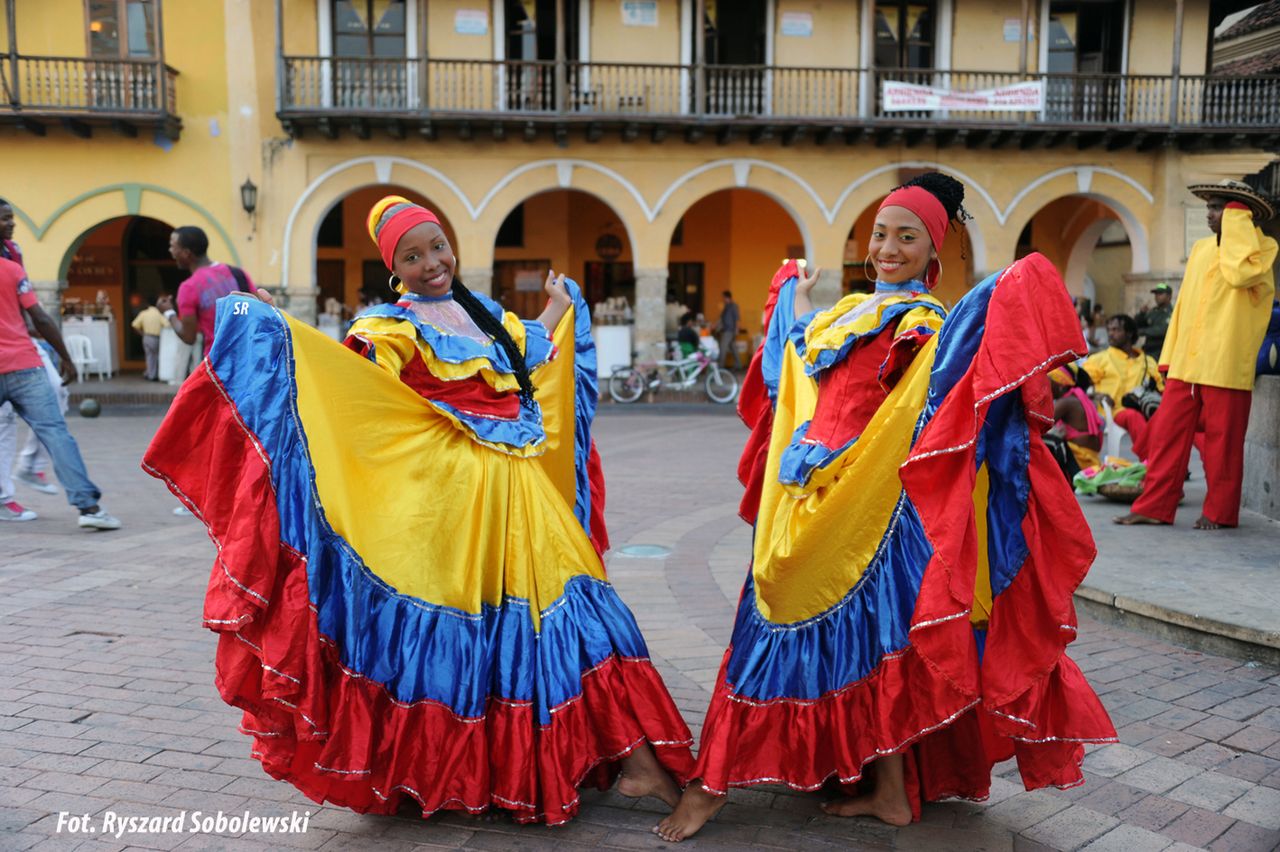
[{"x1": 0, "y1": 251, "x2": 120, "y2": 529}]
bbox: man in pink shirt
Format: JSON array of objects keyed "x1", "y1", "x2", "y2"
[
  {"x1": 157, "y1": 226, "x2": 257, "y2": 359},
  {"x1": 0, "y1": 255, "x2": 120, "y2": 528}
]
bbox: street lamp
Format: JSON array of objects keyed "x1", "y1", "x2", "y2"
[{"x1": 240, "y1": 178, "x2": 258, "y2": 216}]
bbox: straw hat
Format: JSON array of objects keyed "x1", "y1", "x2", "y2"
[{"x1": 1187, "y1": 179, "x2": 1276, "y2": 222}]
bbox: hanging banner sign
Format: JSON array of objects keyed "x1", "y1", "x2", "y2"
[{"x1": 881, "y1": 80, "x2": 1045, "y2": 112}]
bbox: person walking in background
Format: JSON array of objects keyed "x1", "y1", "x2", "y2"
[
  {"x1": 715, "y1": 290, "x2": 741, "y2": 369},
  {"x1": 1135, "y1": 283, "x2": 1174, "y2": 358},
  {"x1": 1117, "y1": 179, "x2": 1277, "y2": 530},
  {"x1": 0, "y1": 244, "x2": 119, "y2": 529},
  {"x1": 131, "y1": 296, "x2": 167, "y2": 381},
  {"x1": 0, "y1": 197, "x2": 66, "y2": 511},
  {"x1": 157, "y1": 225, "x2": 258, "y2": 360}
]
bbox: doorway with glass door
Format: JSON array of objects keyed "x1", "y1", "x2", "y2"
[
  {"x1": 697, "y1": 0, "x2": 769, "y2": 116},
  {"x1": 1044, "y1": 0, "x2": 1127, "y2": 122},
  {"x1": 330, "y1": 0, "x2": 411, "y2": 109},
  {"x1": 503, "y1": 0, "x2": 579, "y2": 112},
  {"x1": 85, "y1": 0, "x2": 160, "y2": 110}
]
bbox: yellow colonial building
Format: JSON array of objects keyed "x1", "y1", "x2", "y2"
[{"x1": 1, "y1": 0, "x2": 1276, "y2": 370}]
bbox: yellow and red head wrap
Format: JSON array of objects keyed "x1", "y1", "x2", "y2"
[
  {"x1": 878, "y1": 185, "x2": 949, "y2": 253},
  {"x1": 367, "y1": 195, "x2": 442, "y2": 271},
  {"x1": 1048, "y1": 365, "x2": 1077, "y2": 387}
]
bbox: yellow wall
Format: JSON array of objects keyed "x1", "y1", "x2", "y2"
[
  {"x1": 726, "y1": 191, "x2": 803, "y2": 323},
  {"x1": 952, "y1": 0, "x2": 1039, "y2": 72},
  {"x1": 669, "y1": 191, "x2": 730, "y2": 315},
  {"x1": 428, "y1": 0, "x2": 495, "y2": 59},
  {"x1": 1128, "y1": 0, "x2": 1210, "y2": 76},
  {"x1": 590, "y1": 0, "x2": 683, "y2": 64},
  {"x1": 282, "y1": 0, "x2": 320, "y2": 55},
  {"x1": 12, "y1": 0, "x2": 84, "y2": 55},
  {"x1": 773, "y1": 1, "x2": 860, "y2": 69}
]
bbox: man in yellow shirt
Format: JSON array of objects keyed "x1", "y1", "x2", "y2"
[
  {"x1": 1118, "y1": 180, "x2": 1277, "y2": 529},
  {"x1": 1082, "y1": 314, "x2": 1162, "y2": 459},
  {"x1": 130, "y1": 297, "x2": 168, "y2": 381}
]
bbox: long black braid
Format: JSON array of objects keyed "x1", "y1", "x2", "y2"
[{"x1": 449, "y1": 278, "x2": 538, "y2": 407}]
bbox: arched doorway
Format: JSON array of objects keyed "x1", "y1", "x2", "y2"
[
  {"x1": 314, "y1": 184, "x2": 458, "y2": 314},
  {"x1": 843, "y1": 195, "x2": 975, "y2": 307},
  {"x1": 62, "y1": 215, "x2": 179, "y2": 372},
  {"x1": 668, "y1": 188, "x2": 803, "y2": 321},
  {"x1": 491, "y1": 190, "x2": 634, "y2": 319},
  {"x1": 1015, "y1": 195, "x2": 1134, "y2": 317}
]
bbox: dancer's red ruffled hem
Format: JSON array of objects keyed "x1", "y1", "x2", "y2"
[
  {"x1": 143, "y1": 367, "x2": 695, "y2": 824},
  {"x1": 693, "y1": 638, "x2": 1113, "y2": 821}
]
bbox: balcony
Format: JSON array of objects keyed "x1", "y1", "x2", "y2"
[
  {"x1": 277, "y1": 58, "x2": 1280, "y2": 150},
  {"x1": 0, "y1": 56, "x2": 181, "y2": 139}
]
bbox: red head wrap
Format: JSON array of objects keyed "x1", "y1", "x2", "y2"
[
  {"x1": 366, "y1": 195, "x2": 442, "y2": 271},
  {"x1": 878, "y1": 185, "x2": 950, "y2": 253}
]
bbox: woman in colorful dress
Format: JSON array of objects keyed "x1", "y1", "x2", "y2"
[
  {"x1": 144, "y1": 196, "x2": 694, "y2": 824},
  {"x1": 656, "y1": 173, "x2": 1116, "y2": 841}
]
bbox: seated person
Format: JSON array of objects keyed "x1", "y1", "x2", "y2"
[
  {"x1": 1048, "y1": 365, "x2": 1103, "y2": 479},
  {"x1": 676, "y1": 311, "x2": 700, "y2": 357},
  {"x1": 1082, "y1": 314, "x2": 1163, "y2": 459}
]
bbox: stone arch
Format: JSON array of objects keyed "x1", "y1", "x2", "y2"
[
  {"x1": 473, "y1": 162, "x2": 650, "y2": 268},
  {"x1": 11, "y1": 184, "x2": 238, "y2": 283},
  {"x1": 1004, "y1": 172, "x2": 1152, "y2": 278},
  {"x1": 650, "y1": 160, "x2": 823, "y2": 267},
  {"x1": 280, "y1": 156, "x2": 475, "y2": 299}
]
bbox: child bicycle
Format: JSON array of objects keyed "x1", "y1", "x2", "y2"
[{"x1": 609, "y1": 344, "x2": 739, "y2": 404}]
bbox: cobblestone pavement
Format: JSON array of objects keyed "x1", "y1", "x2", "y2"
[{"x1": 2, "y1": 411, "x2": 1279, "y2": 851}]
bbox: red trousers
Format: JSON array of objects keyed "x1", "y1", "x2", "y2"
[
  {"x1": 1131, "y1": 379, "x2": 1252, "y2": 526},
  {"x1": 1113, "y1": 408, "x2": 1150, "y2": 460}
]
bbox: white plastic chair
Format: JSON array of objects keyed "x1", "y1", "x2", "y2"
[
  {"x1": 1098, "y1": 397, "x2": 1127, "y2": 462},
  {"x1": 63, "y1": 334, "x2": 104, "y2": 383}
]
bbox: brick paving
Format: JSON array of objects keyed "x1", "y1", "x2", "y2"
[{"x1": 2, "y1": 410, "x2": 1279, "y2": 851}]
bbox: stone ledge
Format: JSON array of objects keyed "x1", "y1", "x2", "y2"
[{"x1": 1076, "y1": 585, "x2": 1280, "y2": 667}]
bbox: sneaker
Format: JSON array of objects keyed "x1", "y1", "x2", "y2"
[
  {"x1": 1, "y1": 500, "x2": 36, "y2": 521},
  {"x1": 78, "y1": 509, "x2": 122, "y2": 531},
  {"x1": 16, "y1": 469, "x2": 58, "y2": 494}
]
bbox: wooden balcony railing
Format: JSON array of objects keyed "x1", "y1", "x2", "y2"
[
  {"x1": 0, "y1": 55, "x2": 181, "y2": 137},
  {"x1": 277, "y1": 56, "x2": 1280, "y2": 143}
]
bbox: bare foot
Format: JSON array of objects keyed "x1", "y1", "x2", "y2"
[
  {"x1": 616, "y1": 743, "x2": 680, "y2": 809},
  {"x1": 1113, "y1": 512, "x2": 1168, "y2": 526},
  {"x1": 821, "y1": 792, "x2": 913, "y2": 826},
  {"x1": 653, "y1": 784, "x2": 727, "y2": 842},
  {"x1": 1193, "y1": 515, "x2": 1228, "y2": 530}
]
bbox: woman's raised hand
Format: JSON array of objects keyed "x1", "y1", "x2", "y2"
[
  {"x1": 544, "y1": 270, "x2": 572, "y2": 308},
  {"x1": 538, "y1": 270, "x2": 573, "y2": 334},
  {"x1": 794, "y1": 263, "x2": 822, "y2": 317},
  {"x1": 796, "y1": 264, "x2": 822, "y2": 296}
]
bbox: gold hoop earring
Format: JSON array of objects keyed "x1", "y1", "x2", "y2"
[
  {"x1": 864, "y1": 254, "x2": 876, "y2": 281},
  {"x1": 389, "y1": 274, "x2": 407, "y2": 295},
  {"x1": 927, "y1": 257, "x2": 943, "y2": 289}
]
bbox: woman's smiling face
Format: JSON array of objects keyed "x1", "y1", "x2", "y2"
[
  {"x1": 868, "y1": 205, "x2": 935, "y2": 285},
  {"x1": 393, "y1": 222, "x2": 456, "y2": 298}
]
